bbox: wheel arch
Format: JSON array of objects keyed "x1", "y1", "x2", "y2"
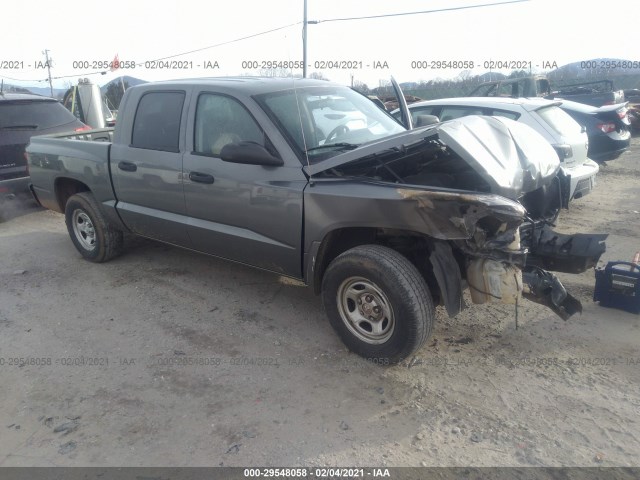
[
  {"x1": 309, "y1": 226, "x2": 464, "y2": 316},
  {"x1": 54, "y1": 177, "x2": 91, "y2": 213},
  {"x1": 54, "y1": 176, "x2": 128, "y2": 231}
]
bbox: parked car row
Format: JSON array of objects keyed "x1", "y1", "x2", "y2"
[
  {"x1": 467, "y1": 75, "x2": 625, "y2": 107},
  {"x1": 391, "y1": 93, "x2": 631, "y2": 204},
  {"x1": 558, "y1": 100, "x2": 631, "y2": 162},
  {"x1": 392, "y1": 97, "x2": 598, "y2": 206}
]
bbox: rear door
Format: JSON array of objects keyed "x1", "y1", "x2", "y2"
[
  {"x1": 182, "y1": 90, "x2": 307, "y2": 277},
  {"x1": 110, "y1": 89, "x2": 191, "y2": 246}
]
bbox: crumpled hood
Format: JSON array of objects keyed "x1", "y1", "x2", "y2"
[
  {"x1": 437, "y1": 115, "x2": 560, "y2": 199},
  {"x1": 306, "y1": 115, "x2": 560, "y2": 200}
]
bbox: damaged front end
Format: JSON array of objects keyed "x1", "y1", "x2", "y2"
[
  {"x1": 307, "y1": 115, "x2": 606, "y2": 320},
  {"x1": 454, "y1": 220, "x2": 584, "y2": 321},
  {"x1": 423, "y1": 191, "x2": 587, "y2": 321}
]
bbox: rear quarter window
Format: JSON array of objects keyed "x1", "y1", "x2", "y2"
[
  {"x1": 536, "y1": 106, "x2": 581, "y2": 137},
  {"x1": 0, "y1": 101, "x2": 77, "y2": 130},
  {"x1": 491, "y1": 109, "x2": 520, "y2": 120}
]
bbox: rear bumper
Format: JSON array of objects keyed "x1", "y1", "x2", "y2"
[
  {"x1": 562, "y1": 159, "x2": 599, "y2": 201},
  {"x1": 589, "y1": 133, "x2": 631, "y2": 162},
  {"x1": 0, "y1": 176, "x2": 30, "y2": 199}
]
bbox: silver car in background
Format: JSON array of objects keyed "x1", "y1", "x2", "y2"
[{"x1": 394, "y1": 97, "x2": 599, "y2": 205}]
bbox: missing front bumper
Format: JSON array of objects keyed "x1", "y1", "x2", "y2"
[
  {"x1": 524, "y1": 224, "x2": 607, "y2": 274},
  {"x1": 466, "y1": 258, "x2": 582, "y2": 320},
  {"x1": 522, "y1": 267, "x2": 582, "y2": 320}
]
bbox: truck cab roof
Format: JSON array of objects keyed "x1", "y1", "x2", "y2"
[{"x1": 129, "y1": 77, "x2": 334, "y2": 95}]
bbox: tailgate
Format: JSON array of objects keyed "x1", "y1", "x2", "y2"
[
  {"x1": 0, "y1": 143, "x2": 28, "y2": 179},
  {"x1": 0, "y1": 130, "x2": 33, "y2": 180}
]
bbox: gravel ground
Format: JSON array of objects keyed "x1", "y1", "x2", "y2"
[{"x1": 0, "y1": 138, "x2": 638, "y2": 468}]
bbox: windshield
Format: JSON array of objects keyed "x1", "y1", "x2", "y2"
[{"x1": 255, "y1": 85, "x2": 405, "y2": 163}]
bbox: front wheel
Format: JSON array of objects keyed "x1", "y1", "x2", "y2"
[
  {"x1": 321, "y1": 245, "x2": 434, "y2": 364},
  {"x1": 65, "y1": 192, "x2": 123, "y2": 263}
]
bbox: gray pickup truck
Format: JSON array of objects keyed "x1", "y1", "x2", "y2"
[{"x1": 26, "y1": 77, "x2": 606, "y2": 363}]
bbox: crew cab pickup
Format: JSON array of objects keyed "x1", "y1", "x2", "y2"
[{"x1": 26, "y1": 78, "x2": 606, "y2": 363}]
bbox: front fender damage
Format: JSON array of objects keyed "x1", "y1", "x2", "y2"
[
  {"x1": 399, "y1": 188, "x2": 585, "y2": 321},
  {"x1": 428, "y1": 241, "x2": 463, "y2": 317}
]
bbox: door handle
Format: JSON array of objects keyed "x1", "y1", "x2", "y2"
[
  {"x1": 189, "y1": 171, "x2": 215, "y2": 184},
  {"x1": 118, "y1": 161, "x2": 137, "y2": 172}
]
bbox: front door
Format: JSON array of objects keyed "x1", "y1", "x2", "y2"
[{"x1": 182, "y1": 92, "x2": 307, "y2": 277}]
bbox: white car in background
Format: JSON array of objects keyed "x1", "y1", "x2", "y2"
[
  {"x1": 309, "y1": 95, "x2": 368, "y2": 144},
  {"x1": 393, "y1": 97, "x2": 599, "y2": 206}
]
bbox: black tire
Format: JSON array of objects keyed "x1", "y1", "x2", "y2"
[
  {"x1": 321, "y1": 244, "x2": 434, "y2": 364},
  {"x1": 64, "y1": 192, "x2": 123, "y2": 263}
]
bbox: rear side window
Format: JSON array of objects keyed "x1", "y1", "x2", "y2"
[
  {"x1": 132, "y1": 91, "x2": 185, "y2": 152},
  {"x1": 0, "y1": 101, "x2": 77, "y2": 130},
  {"x1": 536, "y1": 106, "x2": 581, "y2": 137},
  {"x1": 439, "y1": 106, "x2": 484, "y2": 122}
]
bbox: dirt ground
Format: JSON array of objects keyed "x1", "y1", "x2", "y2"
[{"x1": 0, "y1": 139, "x2": 639, "y2": 468}]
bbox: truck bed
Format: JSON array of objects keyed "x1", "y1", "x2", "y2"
[{"x1": 26, "y1": 128, "x2": 116, "y2": 214}]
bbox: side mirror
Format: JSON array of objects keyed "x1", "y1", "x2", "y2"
[{"x1": 220, "y1": 141, "x2": 284, "y2": 167}]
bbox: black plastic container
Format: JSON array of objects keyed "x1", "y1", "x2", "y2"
[{"x1": 594, "y1": 262, "x2": 640, "y2": 314}]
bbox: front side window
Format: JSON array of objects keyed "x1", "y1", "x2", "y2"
[
  {"x1": 194, "y1": 94, "x2": 264, "y2": 156},
  {"x1": 131, "y1": 91, "x2": 185, "y2": 152}
]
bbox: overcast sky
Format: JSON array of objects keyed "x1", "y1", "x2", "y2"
[{"x1": 2, "y1": 0, "x2": 638, "y2": 90}]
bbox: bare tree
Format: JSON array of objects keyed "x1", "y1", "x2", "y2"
[
  {"x1": 352, "y1": 80, "x2": 370, "y2": 94},
  {"x1": 308, "y1": 71, "x2": 329, "y2": 81},
  {"x1": 259, "y1": 67, "x2": 294, "y2": 78}
]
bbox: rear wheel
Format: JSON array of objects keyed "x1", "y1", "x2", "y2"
[
  {"x1": 65, "y1": 192, "x2": 123, "y2": 262},
  {"x1": 322, "y1": 245, "x2": 434, "y2": 364}
]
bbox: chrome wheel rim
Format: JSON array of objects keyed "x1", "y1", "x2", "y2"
[
  {"x1": 336, "y1": 276, "x2": 394, "y2": 344},
  {"x1": 72, "y1": 210, "x2": 96, "y2": 251}
]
